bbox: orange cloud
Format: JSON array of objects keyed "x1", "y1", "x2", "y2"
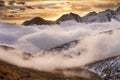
[{"x1": 2, "y1": 0, "x2": 120, "y2": 24}]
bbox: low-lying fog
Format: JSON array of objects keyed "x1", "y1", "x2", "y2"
[{"x1": 0, "y1": 19, "x2": 120, "y2": 71}]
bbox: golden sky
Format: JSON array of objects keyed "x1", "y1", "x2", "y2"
[
  {"x1": 24, "y1": 0, "x2": 120, "y2": 20},
  {"x1": 1, "y1": 0, "x2": 120, "y2": 24}
]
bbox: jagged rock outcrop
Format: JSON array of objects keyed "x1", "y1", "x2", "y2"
[
  {"x1": 81, "y1": 11, "x2": 99, "y2": 23},
  {"x1": 99, "y1": 9, "x2": 116, "y2": 18},
  {"x1": 56, "y1": 13, "x2": 82, "y2": 24},
  {"x1": 86, "y1": 56, "x2": 120, "y2": 80},
  {"x1": 81, "y1": 9, "x2": 116, "y2": 23},
  {"x1": 22, "y1": 17, "x2": 54, "y2": 26},
  {"x1": 22, "y1": 6, "x2": 120, "y2": 26}
]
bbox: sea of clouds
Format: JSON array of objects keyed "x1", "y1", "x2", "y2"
[{"x1": 0, "y1": 19, "x2": 120, "y2": 71}]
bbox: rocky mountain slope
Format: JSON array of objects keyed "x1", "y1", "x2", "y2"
[
  {"x1": 0, "y1": 29, "x2": 119, "y2": 80},
  {"x1": 0, "y1": 60, "x2": 103, "y2": 80},
  {"x1": 56, "y1": 13, "x2": 82, "y2": 24},
  {"x1": 0, "y1": 33, "x2": 119, "y2": 80},
  {"x1": 0, "y1": 45, "x2": 102, "y2": 80},
  {"x1": 86, "y1": 56, "x2": 120, "y2": 80},
  {"x1": 46, "y1": 29, "x2": 120, "y2": 80},
  {"x1": 22, "y1": 6, "x2": 120, "y2": 26}
]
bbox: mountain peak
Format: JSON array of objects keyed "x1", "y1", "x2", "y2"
[
  {"x1": 30, "y1": 17, "x2": 45, "y2": 22},
  {"x1": 22, "y1": 17, "x2": 53, "y2": 26},
  {"x1": 69, "y1": 12, "x2": 76, "y2": 15},
  {"x1": 69, "y1": 12, "x2": 79, "y2": 16},
  {"x1": 99, "y1": 9, "x2": 115, "y2": 15},
  {"x1": 56, "y1": 12, "x2": 82, "y2": 23},
  {"x1": 22, "y1": 6, "x2": 120, "y2": 26},
  {"x1": 84, "y1": 11, "x2": 97, "y2": 17},
  {"x1": 82, "y1": 10, "x2": 113, "y2": 23}
]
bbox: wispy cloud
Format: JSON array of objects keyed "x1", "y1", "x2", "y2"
[
  {"x1": 2, "y1": 0, "x2": 120, "y2": 24},
  {"x1": 28, "y1": 0, "x2": 120, "y2": 17}
]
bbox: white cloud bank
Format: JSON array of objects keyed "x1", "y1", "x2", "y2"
[{"x1": 0, "y1": 20, "x2": 120, "y2": 71}]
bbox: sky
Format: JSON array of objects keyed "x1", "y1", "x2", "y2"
[
  {"x1": 25, "y1": 0, "x2": 120, "y2": 16},
  {"x1": 1, "y1": 0, "x2": 120, "y2": 24},
  {"x1": 25, "y1": 0, "x2": 120, "y2": 18}
]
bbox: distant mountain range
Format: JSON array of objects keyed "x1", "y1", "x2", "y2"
[{"x1": 23, "y1": 6, "x2": 120, "y2": 26}]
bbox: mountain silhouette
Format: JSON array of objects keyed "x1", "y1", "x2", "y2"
[{"x1": 23, "y1": 6, "x2": 120, "y2": 26}]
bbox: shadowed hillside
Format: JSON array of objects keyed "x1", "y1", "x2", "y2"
[{"x1": 0, "y1": 45, "x2": 102, "y2": 80}]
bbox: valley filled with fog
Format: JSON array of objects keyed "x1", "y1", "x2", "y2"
[
  {"x1": 0, "y1": 0, "x2": 120, "y2": 80},
  {"x1": 0, "y1": 19, "x2": 120, "y2": 71}
]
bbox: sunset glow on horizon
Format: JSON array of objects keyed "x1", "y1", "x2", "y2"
[{"x1": 1, "y1": 0, "x2": 120, "y2": 24}]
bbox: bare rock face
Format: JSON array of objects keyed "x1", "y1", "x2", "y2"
[
  {"x1": 86, "y1": 56, "x2": 120, "y2": 80},
  {"x1": 99, "y1": 9, "x2": 116, "y2": 18},
  {"x1": 22, "y1": 6, "x2": 120, "y2": 26},
  {"x1": 22, "y1": 13, "x2": 82, "y2": 26},
  {"x1": 56, "y1": 13, "x2": 82, "y2": 23},
  {"x1": 82, "y1": 11, "x2": 99, "y2": 23},
  {"x1": 22, "y1": 17, "x2": 54, "y2": 26},
  {"x1": 81, "y1": 10, "x2": 116, "y2": 23}
]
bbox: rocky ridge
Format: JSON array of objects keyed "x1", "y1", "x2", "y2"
[{"x1": 23, "y1": 6, "x2": 120, "y2": 26}]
